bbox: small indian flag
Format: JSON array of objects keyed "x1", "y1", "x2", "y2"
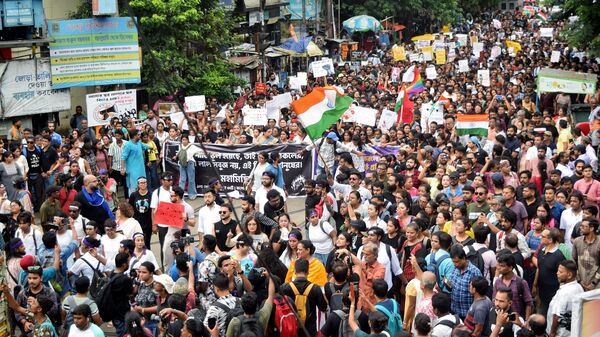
[
  {"x1": 536, "y1": 11, "x2": 548, "y2": 23},
  {"x1": 291, "y1": 86, "x2": 353, "y2": 139},
  {"x1": 456, "y1": 114, "x2": 489, "y2": 136}
]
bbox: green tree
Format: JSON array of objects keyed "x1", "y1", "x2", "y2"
[
  {"x1": 560, "y1": 0, "x2": 600, "y2": 56},
  {"x1": 70, "y1": 0, "x2": 244, "y2": 101}
]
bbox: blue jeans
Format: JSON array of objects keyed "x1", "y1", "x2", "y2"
[
  {"x1": 179, "y1": 162, "x2": 197, "y2": 199},
  {"x1": 317, "y1": 164, "x2": 337, "y2": 178},
  {"x1": 314, "y1": 252, "x2": 329, "y2": 266},
  {"x1": 113, "y1": 319, "x2": 126, "y2": 337},
  {"x1": 147, "y1": 161, "x2": 160, "y2": 191}
]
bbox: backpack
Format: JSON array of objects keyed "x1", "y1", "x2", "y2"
[
  {"x1": 426, "y1": 252, "x2": 450, "y2": 291},
  {"x1": 333, "y1": 309, "x2": 360, "y2": 337},
  {"x1": 81, "y1": 258, "x2": 108, "y2": 298},
  {"x1": 435, "y1": 314, "x2": 461, "y2": 329},
  {"x1": 97, "y1": 272, "x2": 123, "y2": 322},
  {"x1": 465, "y1": 245, "x2": 487, "y2": 275},
  {"x1": 327, "y1": 282, "x2": 350, "y2": 312},
  {"x1": 289, "y1": 282, "x2": 314, "y2": 325},
  {"x1": 213, "y1": 298, "x2": 244, "y2": 333},
  {"x1": 273, "y1": 295, "x2": 298, "y2": 337},
  {"x1": 375, "y1": 300, "x2": 403, "y2": 337},
  {"x1": 235, "y1": 314, "x2": 264, "y2": 337}
]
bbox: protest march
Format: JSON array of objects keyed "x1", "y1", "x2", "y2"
[{"x1": 0, "y1": 3, "x2": 598, "y2": 337}]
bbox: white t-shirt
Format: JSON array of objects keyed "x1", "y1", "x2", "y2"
[
  {"x1": 254, "y1": 185, "x2": 286, "y2": 213},
  {"x1": 197, "y1": 203, "x2": 220, "y2": 235},
  {"x1": 130, "y1": 249, "x2": 160, "y2": 271},
  {"x1": 68, "y1": 323, "x2": 105, "y2": 337},
  {"x1": 307, "y1": 221, "x2": 335, "y2": 254},
  {"x1": 101, "y1": 233, "x2": 125, "y2": 271},
  {"x1": 366, "y1": 217, "x2": 387, "y2": 233},
  {"x1": 150, "y1": 186, "x2": 172, "y2": 228},
  {"x1": 559, "y1": 208, "x2": 583, "y2": 249},
  {"x1": 15, "y1": 227, "x2": 43, "y2": 256},
  {"x1": 57, "y1": 230, "x2": 73, "y2": 251},
  {"x1": 69, "y1": 253, "x2": 105, "y2": 286},
  {"x1": 118, "y1": 217, "x2": 143, "y2": 240}
]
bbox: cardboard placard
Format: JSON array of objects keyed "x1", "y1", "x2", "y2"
[
  {"x1": 255, "y1": 82, "x2": 267, "y2": 95},
  {"x1": 154, "y1": 201, "x2": 185, "y2": 228},
  {"x1": 458, "y1": 59, "x2": 469, "y2": 73},
  {"x1": 243, "y1": 107, "x2": 268, "y2": 125},
  {"x1": 310, "y1": 59, "x2": 335, "y2": 77},
  {"x1": 550, "y1": 50, "x2": 561, "y2": 63},
  {"x1": 477, "y1": 69, "x2": 491, "y2": 87},
  {"x1": 184, "y1": 95, "x2": 206, "y2": 112},
  {"x1": 435, "y1": 49, "x2": 446, "y2": 65},
  {"x1": 426, "y1": 66, "x2": 437, "y2": 80}
]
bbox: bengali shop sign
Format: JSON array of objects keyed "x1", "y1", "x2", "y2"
[
  {"x1": 48, "y1": 17, "x2": 141, "y2": 89},
  {"x1": 0, "y1": 59, "x2": 71, "y2": 117},
  {"x1": 163, "y1": 143, "x2": 313, "y2": 196}
]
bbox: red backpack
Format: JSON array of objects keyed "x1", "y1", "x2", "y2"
[{"x1": 272, "y1": 294, "x2": 298, "y2": 337}]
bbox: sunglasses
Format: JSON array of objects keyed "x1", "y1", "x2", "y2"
[
  {"x1": 475, "y1": 192, "x2": 486, "y2": 195},
  {"x1": 219, "y1": 211, "x2": 228, "y2": 214},
  {"x1": 27, "y1": 265, "x2": 42, "y2": 272}
]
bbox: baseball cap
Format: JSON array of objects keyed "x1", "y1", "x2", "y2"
[
  {"x1": 326, "y1": 132, "x2": 339, "y2": 142},
  {"x1": 154, "y1": 274, "x2": 175, "y2": 294}
]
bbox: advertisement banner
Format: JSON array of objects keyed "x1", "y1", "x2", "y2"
[
  {"x1": 0, "y1": 58, "x2": 71, "y2": 118},
  {"x1": 86, "y1": 89, "x2": 137, "y2": 126},
  {"x1": 537, "y1": 75, "x2": 596, "y2": 94},
  {"x1": 48, "y1": 17, "x2": 141, "y2": 89},
  {"x1": 163, "y1": 143, "x2": 313, "y2": 196}
]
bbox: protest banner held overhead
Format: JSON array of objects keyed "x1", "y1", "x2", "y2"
[
  {"x1": 163, "y1": 143, "x2": 312, "y2": 196},
  {"x1": 86, "y1": 89, "x2": 137, "y2": 126}
]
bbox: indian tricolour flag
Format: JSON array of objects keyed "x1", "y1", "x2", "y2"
[
  {"x1": 291, "y1": 86, "x2": 353, "y2": 139},
  {"x1": 536, "y1": 11, "x2": 548, "y2": 23},
  {"x1": 456, "y1": 114, "x2": 489, "y2": 136}
]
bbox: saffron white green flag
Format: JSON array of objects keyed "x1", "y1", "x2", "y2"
[{"x1": 291, "y1": 86, "x2": 352, "y2": 139}]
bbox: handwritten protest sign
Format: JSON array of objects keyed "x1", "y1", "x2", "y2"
[
  {"x1": 477, "y1": 69, "x2": 491, "y2": 87},
  {"x1": 392, "y1": 46, "x2": 406, "y2": 61},
  {"x1": 378, "y1": 109, "x2": 397, "y2": 132},
  {"x1": 265, "y1": 93, "x2": 293, "y2": 120},
  {"x1": 540, "y1": 27, "x2": 554, "y2": 38},
  {"x1": 184, "y1": 95, "x2": 206, "y2": 112},
  {"x1": 458, "y1": 59, "x2": 469, "y2": 73},
  {"x1": 342, "y1": 106, "x2": 377, "y2": 126},
  {"x1": 310, "y1": 59, "x2": 335, "y2": 77},
  {"x1": 550, "y1": 51, "x2": 561, "y2": 63},
  {"x1": 456, "y1": 34, "x2": 468, "y2": 47},
  {"x1": 255, "y1": 82, "x2": 266, "y2": 94},
  {"x1": 421, "y1": 46, "x2": 433, "y2": 61},
  {"x1": 435, "y1": 50, "x2": 446, "y2": 65},
  {"x1": 426, "y1": 66, "x2": 437, "y2": 80},
  {"x1": 243, "y1": 108, "x2": 268, "y2": 125},
  {"x1": 154, "y1": 201, "x2": 185, "y2": 228}
]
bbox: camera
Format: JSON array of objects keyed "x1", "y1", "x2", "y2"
[{"x1": 182, "y1": 235, "x2": 195, "y2": 245}]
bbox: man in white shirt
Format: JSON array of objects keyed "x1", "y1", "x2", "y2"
[
  {"x1": 254, "y1": 171, "x2": 286, "y2": 213},
  {"x1": 357, "y1": 227, "x2": 401, "y2": 290},
  {"x1": 197, "y1": 189, "x2": 220, "y2": 249},
  {"x1": 151, "y1": 172, "x2": 173, "y2": 268},
  {"x1": 329, "y1": 170, "x2": 372, "y2": 202},
  {"x1": 559, "y1": 192, "x2": 584, "y2": 249},
  {"x1": 68, "y1": 237, "x2": 105, "y2": 286},
  {"x1": 163, "y1": 186, "x2": 197, "y2": 268},
  {"x1": 547, "y1": 260, "x2": 584, "y2": 337},
  {"x1": 67, "y1": 202, "x2": 90, "y2": 242},
  {"x1": 15, "y1": 212, "x2": 43, "y2": 257},
  {"x1": 432, "y1": 292, "x2": 462, "y2": 337}
]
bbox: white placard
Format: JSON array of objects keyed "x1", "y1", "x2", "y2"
[
  {"x1": 477, "y1": 69, "x2": 491, "y2": 87},
  {"x1": 390, "y1": 67, "x2": 401, "y2": 82},
  {"x1": 422, "y1": 51, "x2": 433, "y2": 62},
  {"x1": 310, "y1": 59, "x2": 335, "y2": 77},
  {"x1": 408, "y1": 53, "x2": 420, "y2": 63},
  {"x1": 473, "y1": 42, "x2": 484, "y2": 57},
  {"x1": 416, "y1": 40, "x2": 430, "y2": 47},
  {"x1": 169, "y1": 111, "x2": 185, "y2": 126},
  {"x1": 540, "y1": 27, "x2": 554, "y2": 38},
  {"x1": 458, "y1": 59, "x2": 469, "y2": 73},
  {"x1": 491, "y1": 46, "x2": 501, "y2": 59},
  {"x1": 86, "y1": 89, "x2": 137, "y2": 126},
  {"x1": 289, "y1": 76, "x2": 302, "y2": 90},
  {"x1": 297, "y1": 72, "x2": 308, "y2": 85},
  {"x1": 184, "y1": 95, "x2": 206, "y2": 112},
  {"x1": 426, "y1": 66, "x2": 437, "y2": 80},
  {"x1": 551, "y1": 51, "x2": 561, "y2": 63},
  {"x1": 346, "y1": 106, "x2": 377, "y2": 126},
  {"x1": 378, "y1": 109, "x2": 397, "y2": 132},
  {"x1": 456, "y1": 34, "x2": 468, "y2": 47},
  {"x1": 265, "y1": 93, "x2": 293, "y2": 120},
  {"x1": 0, "y1": 58, "x2": 71, "y2": 118},
  {"x1": 242, "y1": 107, "x2": 268, "y2": 126},
  {"x1": 493, "y1": 19, "x2": 502, "y2": 29},
  {"x1": 403, "y1": 65, "x2": 416, "y2": 83}
]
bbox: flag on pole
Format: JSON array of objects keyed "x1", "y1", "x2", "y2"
[
  {"x1": 535, "y1": 11, "x2": 548, "y2": 23},
  {"x1": 407, "y1": 67, "x2": 424, "y2": 97},
  {"x1": 395, "y1": 84, "x2": 414, "y2": 124},
  {"x1": 456, "y1": 114, "x2": 489, "y2": 136},
  {"x1": 291, "y1": 86, "x2": 353, "y2": 139},
  {"x1": 402, "y1": 65, "x2": 416, "y2": 83},
  {"x1": 438, "y1": 95, "x2": 451, "y2": 109}
]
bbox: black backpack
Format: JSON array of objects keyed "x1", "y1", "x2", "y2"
[
  {"x1": 327, "y1": 282, "x2": 350, "y2": 312},
  {"x1": 465, "y1": 245, "x2": 487, "y2": 275},
  {"x1": 81, "y1": 258, "x2": 108, "y2": 298},
  {"x1": 214, "y1": 298, "x2": 244, "y2": 332},
  {"x1": 97, "y1": 272, "x2": 123, "y2": 322},
  {"x1": 235, "y1": 314, "x2": 264, "y2": 337}
]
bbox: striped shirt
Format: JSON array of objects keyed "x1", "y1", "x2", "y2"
[{"x1": 108, "y1": 141, "x2": 124, "y2": 170}]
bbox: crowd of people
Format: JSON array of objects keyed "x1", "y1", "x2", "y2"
[{"x1": 0, "y1": 5, "x2": 599, "y2": 337}]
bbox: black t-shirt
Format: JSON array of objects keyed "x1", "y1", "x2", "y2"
[
  {"x1": 41, "y1": 147, "x2": 58, "y2": 172},
  {"x1": 214, "y1": 219, "x2": 238, "y2": 252},
  {"x1": 305, "y1": 194, "x2": 320, "y2": 217},
  {"x1": 523, "y1": 198, "x2": 540, "y2": 220},
  {"x1": 74, "y1": 191, "x2": 110, "y2": 234},
  {"x1": 25, "y1": 146, "x2": 43, "y2": 174},
  {"x1": 129, "y1": 190, "x2": 152, "y2": 228}
]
